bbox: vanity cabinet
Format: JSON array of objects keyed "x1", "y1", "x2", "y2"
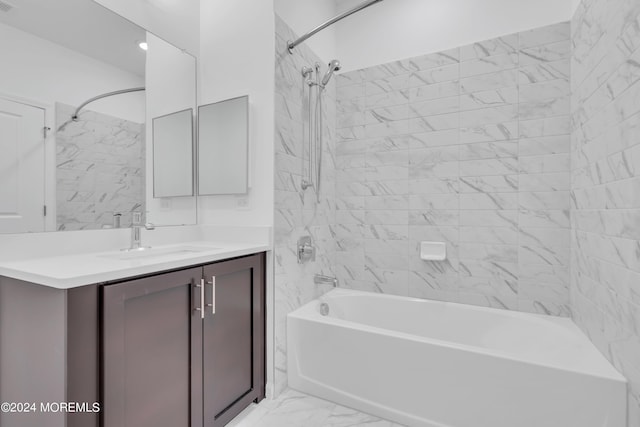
[
  {"x1": 202, "y1": 256, "x2": 266, "y2": 427},
  {"x1": 0, "y1": 252, "x2": 265, "y2": 427},
  {"x1": 102, "y1": 268, "x2": 202, "y2": 427},
  {"x1": 102, "y1": 253, "x2": 266, "y2": 427}
]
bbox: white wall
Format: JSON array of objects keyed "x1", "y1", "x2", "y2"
[
  {"x1": 93, "y1": 0, "x2": 200, "y2": 56},
  {"x1": 145, "y1": 32, "x2": 198, "y2": 226},
  {"x1": 274, "y1": 0, "x2": 337, "y2": 63},
  {"x1": 334, "y1": 0, "x2": 576, "y2": 72},
  {"x1": 0, "y1": 23, "x2": 144, "y2": 123},
  {"x1": 197, "y1": 0, "x2": 275, "y2": 227}
]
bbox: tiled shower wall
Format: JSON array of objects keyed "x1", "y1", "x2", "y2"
[
  {"x1": 334, "y1": 23, "x2": 571, "y2": 315},
  {"x1": 56, "y1": 103, "x2": 145, "y2": 231},
  {"x1": 571, "y1": 0, "x2": 640, "y2": 423},
  {"x1": 273, "y1": 16, "x2": 337, "y2": 394}
]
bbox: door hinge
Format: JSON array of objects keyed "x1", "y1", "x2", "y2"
[
  {"x1": 43, "y1": 205, "x2": 47, "y2": 216},
  {"x1": 43, "y1": 126, "x2": 51, "y2": 139}
]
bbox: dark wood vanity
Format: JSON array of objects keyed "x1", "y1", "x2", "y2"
[{"x1": 0, "y1": 252, "x2": 266, "y2": 427}]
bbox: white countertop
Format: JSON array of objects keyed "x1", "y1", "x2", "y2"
[{"x1": 0, "y1": 241, "x2": 269, "y2": 289}]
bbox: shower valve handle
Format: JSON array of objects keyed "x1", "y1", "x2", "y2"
[{"x1": 297, "y1": 236, "x2": 316, "y2": 264}]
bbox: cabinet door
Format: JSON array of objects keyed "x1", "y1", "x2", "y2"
[
  {"x1": 202, "y1": 254, "x2": 265, "y2": 427},
  {"x1": 102, "y1": 268, "x2": 204, "y2": 427}
]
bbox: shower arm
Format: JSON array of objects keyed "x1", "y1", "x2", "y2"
[
  {"x1": 287, "y1": 0, "x2": 384, "y2": 53},
  {"x1": 72, "y1": 87, "x2": 145, "y2": 120}
]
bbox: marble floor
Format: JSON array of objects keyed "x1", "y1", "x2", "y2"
[{"x1": 227, "y1": 389, "x2": 406, "y2": 427}]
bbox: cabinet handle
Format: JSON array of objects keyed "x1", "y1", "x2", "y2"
[
  {"x1": 206, "y1": 276, "x2": 216, "y2": 315},
  {"x1": 194, "y1": 279, "x2": 205, "y2": 319}
]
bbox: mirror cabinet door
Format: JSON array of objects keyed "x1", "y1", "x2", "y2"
[
  {"x1": 152, "y1": 109, "x2": 194, "y2": 198},
  {"x1": 197, "y1": 96, "x2": 249, "y2": 196}
]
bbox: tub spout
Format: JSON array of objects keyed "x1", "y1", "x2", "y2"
[{"x1": 314, "y1": 274, "x2": 338, "y2": 287}]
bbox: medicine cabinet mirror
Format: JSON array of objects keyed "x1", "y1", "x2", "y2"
[
  {"x1": 152, "y1": 109, "x2": 194, "y2": 197},
  {"x1": 197, "y1": 96, "x2": 249, "y2": 195}
]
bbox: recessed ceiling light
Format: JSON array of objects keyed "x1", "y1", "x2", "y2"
[{"x1": 138, "y1": 41, "x2": 148, "y2": 51}]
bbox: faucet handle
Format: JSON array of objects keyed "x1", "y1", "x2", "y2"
[{"x1": 297, "y1": 236, "x2": 315, "y2": 264}]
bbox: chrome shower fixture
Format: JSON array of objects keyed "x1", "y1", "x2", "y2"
[
  {"x1": 320, "y1": 59, "x2": 341, "y2": 88},
  {"x1": 300, "y1": 59, "x2": 341, "y2": 200},
  {"x1": 301, "y1": 66, "x2": 314, "y2": 80}
]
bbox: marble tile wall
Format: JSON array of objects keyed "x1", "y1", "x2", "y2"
[
  {"x1": 274, "y1": 16, "x2": 337, "y2": 394},
  {"x1": 570, "y1": 0, "x2": 640, "y2": 423},
  {"x1": 56, "y1": 103, "x2": 145, "y2": 230},
  {"x1": 335, "y1": 23, "x2": 572, "y2": 316}
]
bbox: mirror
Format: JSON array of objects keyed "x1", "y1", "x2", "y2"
[
  {"x1": 153, "y1": 109, "x2": 194, "y2": 197},
  {"x1": 0, "y1": 0, "x2": 197, "y2": 233},
  {"x1": 198, "y1": 96, "x2": 249, "y2": 195}
]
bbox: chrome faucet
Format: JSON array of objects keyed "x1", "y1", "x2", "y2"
[
  {"x1": 128, "y1": 212, "x2": 155, "y2": 251},
  {"x1": 314, "y1": 274, "x2": 338, "y2": 287}
]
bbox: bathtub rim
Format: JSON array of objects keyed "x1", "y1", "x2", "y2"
[{"x1": 287, "y1": 288, "x2": 627, "y2": 383}]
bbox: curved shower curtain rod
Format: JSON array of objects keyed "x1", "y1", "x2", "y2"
[
  {"x1": 71, "y1": 87, "x2": 146, "y2": 121},
  {"x1": 287, "y1": 0, "x2": 385, "y2": 53}
]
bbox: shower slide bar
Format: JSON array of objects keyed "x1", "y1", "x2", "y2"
[{"x1": 287, "y1": 0, "x2": 384, "y2": 53}]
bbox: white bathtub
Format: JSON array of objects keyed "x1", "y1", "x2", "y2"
[{"x1": 287, "y1": 289, "x2": 627, "y2": 427}]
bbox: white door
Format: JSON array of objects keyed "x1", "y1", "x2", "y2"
[{"x1": 0, "y1": 98, "x2": 46, "y2": 233}]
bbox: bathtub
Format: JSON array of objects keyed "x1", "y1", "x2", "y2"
[{"x1": 287, "y1": 289, "x2": 627, "y2": 427}]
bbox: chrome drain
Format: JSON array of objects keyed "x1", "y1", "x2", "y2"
[{"x1": 319, "y1": 302, "x2": 329, "y2": 316}]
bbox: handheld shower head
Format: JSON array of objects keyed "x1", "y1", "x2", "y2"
[
  {"x1": 328, "y1": 59, "x2": 342, "y2": 72},
  {"x1": 321, "y1": 59, "x2": 342, "y2": 87}
]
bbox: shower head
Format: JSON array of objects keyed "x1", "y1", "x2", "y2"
[{"x1": 321, "y1": 59, "x2": 342, "y2": 87}]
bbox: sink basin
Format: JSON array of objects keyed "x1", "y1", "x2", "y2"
[{"x1": 99, "y1": 245, "x2": 220, "y2": 261}]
